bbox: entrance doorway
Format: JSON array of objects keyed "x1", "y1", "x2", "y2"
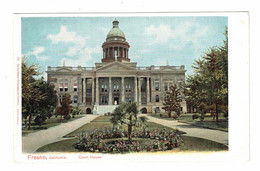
[
  {"x1": 141, "y1": 107, "x2": 147, "y2": 114},
  {"x1": 114, "y1": 97, "x2": 119, "y2": 105},
  {"x1": 86, "y1": 108, "x2": 92, "y2": 114}
]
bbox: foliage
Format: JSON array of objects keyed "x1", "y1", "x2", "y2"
[
  {"x1": 75, "y1": 127, "x2": 184, "y2": 153},
  {"x1": 71, "y1": 106, "x2": 81, "y2": 117},
  {"x1": 184, "y1": 27, "x2": 228, "y2": 122},
  {"x1": 162, "y1": 84, "x2": 181, "y2": 118},
  {"x1": 192, "y1": 114, "x2": 199, "y2": 120},
  {"x1": 110, "y1": 102, "x2": 146, "y2": 143},
  {"x1": 22, "y1": 57, "x2": 57, "y2": 128},
  {"x1": 56, "y1": 93, "x2": 71, "y2": 121}
]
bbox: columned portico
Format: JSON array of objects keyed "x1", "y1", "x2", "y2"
[
  {"x1": 147, "y1": 77, "x2": 150, "y2": 103},
  {"x1": 138, "y1": 77, "x2": 142, "y2": 105},
  {"x1": 134, "y1": 77, "x2": 138, "y2": 102},
  {"x1": 92, "y1": 78, "x2": 95, "y2": 104},
  {"x1": 95, "y1": 77, "x2": 99, "y2": 105},
  {"x1": 109, "y1": 77, "x2": 112, "y2": 105},
  {"x1": 83, "y1": 78, "x2": 86, "y2": 103},
  {"x1": 121, "y1": 77, "x2": 125, "y2": 103}
]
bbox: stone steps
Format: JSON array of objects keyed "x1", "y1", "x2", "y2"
[{"x1": 93, "y1": 105, "x2": 118, "y2": 115}]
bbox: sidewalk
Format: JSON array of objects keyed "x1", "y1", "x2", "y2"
[
  {"x1": 142, "y1": 114, "x2": 228, "y2": 146},
  {"x1": 22, "y1": 115, "x2": 98, "y2": 153}
]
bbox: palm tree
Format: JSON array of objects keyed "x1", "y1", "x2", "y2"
[{"x1": 110, "y1": 102, "x2": 147, "y2": 143}]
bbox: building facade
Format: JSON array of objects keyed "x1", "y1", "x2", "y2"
[{"x1": 46, "y1": 19, "x2": 187, "y2": 114}]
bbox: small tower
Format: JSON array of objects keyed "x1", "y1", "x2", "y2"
[{"x1": 101, "y1": 19, "x2": 130, "y2": 63}]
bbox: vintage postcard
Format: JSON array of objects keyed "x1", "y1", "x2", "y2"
[{"x1": 13, "y1": 12, "x2": 249, "y2": 163}]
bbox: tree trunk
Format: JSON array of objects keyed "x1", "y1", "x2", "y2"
[
  {"x1": 191, "y1": 105, "x2": 193, "y2": 113},
  {"x1": 128, "y1": 125, "x2": 132, "y2": 144},
  {"x1": 28, "y1": 114, "x2": 32, "y2": 130},
  {"x1": 216, "y1": 103, "x2": 219, "y2": 122},
  {"x1": 168, "y1": 110, "x2": 172, "y2": 118}
]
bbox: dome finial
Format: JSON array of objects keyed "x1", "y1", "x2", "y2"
[{"x1": 112, "y1": 18, "x2": 119, "y2": 28}]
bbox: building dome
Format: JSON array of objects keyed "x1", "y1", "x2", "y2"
[{"x1": 106, "y1": 19, "x2": 126, "y2": 41}]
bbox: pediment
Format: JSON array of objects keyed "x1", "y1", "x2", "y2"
[
  {"x1": 160, "y1": 66, "x2": 175, "y2": 71},
  {"x1": 56, "y1": 67, "x2": 72, "y2": 72},
  {"x1": 96, "y1": 62, "x2": 136, "y2": 72}
]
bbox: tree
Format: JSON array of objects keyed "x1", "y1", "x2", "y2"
[
  {"x1": 162, "y1": 85, "x2": 181, "y2": 118},
  {"x1": 22, "y1": 57, "x2": 58, "y2": 128},
  {"x1": 110, "y1": 102, "x2": 147, "y2": 143},
  {"x1": 22, "y1": 57, "x2": 44, "y2": 129},
  {"x1": 184, "y1": 27, "x2": 228, "y2": 122},
  {"x1": 33, "y1": 77, "x2": 58, "y2": 126},
  {"x1": 56, "y1": 93, "x2": 71, "y2": 121}
]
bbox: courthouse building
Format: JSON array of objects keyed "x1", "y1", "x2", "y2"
[{"x1": 46, "y1": 19, "x2": 187, "y2": 114}]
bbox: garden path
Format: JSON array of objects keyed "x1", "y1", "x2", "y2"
[
  {"x1": 22, "y1": 115, "x2": 98, "y2": 153},
  {"x1": 141, "y1": 114, "x2": 228, "y2": 146}
]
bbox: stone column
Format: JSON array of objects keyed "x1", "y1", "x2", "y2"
[
  {"x1": 160, "y1": 76, "x2": 163, "y2": 91},
  {"x1": 121, "y1": 77, "x2": 125, "y2": 103},
  {"x1": 108, "y1": 48, "x2": 110, "y2": 58},
  {"x1": 112, "y1": 47, "x2": 114, "y2": 58},
  {"x1": 83, "y1": 78, "x2": 86, "y2": 103},
  {"x1": 92, "y1": 78, "x2": 95, "y2": 105},
  {"x1": 147, "y1": 77, "x2": 150, "y2": 103},
  {"x1": 138, "y1": 77, "x2": 142, "y2": 105},
  {"x1": 95, "y1": 77, "x2": 99, "y2": 105},
  {"x1": 134, "y1": 77, "x2": 138, "y2": 102},
  {"x1": 109, "y1": 77, "x2": 112, "y2": 105}
]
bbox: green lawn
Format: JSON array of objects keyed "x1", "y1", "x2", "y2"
[
  {"x1": 22, "y1": 115, "x2": 85, "y2": 136},
  {"x1": 36, "y1": 115, "x2": 228, "y2": 153},
  {"x1": 149, "y1": 113, "x2": 228, "y2": 132}
]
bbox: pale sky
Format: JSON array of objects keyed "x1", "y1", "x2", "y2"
[{"x1": 22, "y1": 16, "x2": 228, "y2": 78}]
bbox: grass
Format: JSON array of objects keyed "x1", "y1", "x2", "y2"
[
  {"x1": 149, "y1": 113, "x2": 228, "y2": 132},
  {"x1": 36, "y1": 115, "x2": 228, "y2": 153},
  {"x1": 22, "y1": 115, "x2": 84, "y2": 136},
  {"x1": 36, "y1": 136, "x2": 227, "y2": 153}
]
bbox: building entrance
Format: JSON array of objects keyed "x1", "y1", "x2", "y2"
[{"x1": 114, "y1": 97, "x2": 119, "y2": 105}]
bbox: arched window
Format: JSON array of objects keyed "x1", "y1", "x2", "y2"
[
  {"x1": 155, "y1": 95, "x2": 159, "y2": 102},
  {"x1": 73, "y1": 96, "x2": 78, "y2": 103}
]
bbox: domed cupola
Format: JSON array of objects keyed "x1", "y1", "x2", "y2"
[
  {"x1": 106, "y1": 19, "x2": 126, "y2": 41},
  {"x1": 102, "y1": 19, "x2": 130, "y2": 63}
]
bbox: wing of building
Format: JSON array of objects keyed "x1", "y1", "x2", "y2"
[{"x1": 46, "y1": 19, "x2": 187, "y2": 115}]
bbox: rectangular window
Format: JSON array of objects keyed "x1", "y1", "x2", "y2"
[
  {"x1": 164, "y1": 82, "x2": 168, "y2": 91},
  {"x1": 64, "y1": 83, "x2": 68, "y2": 92},
  {"x1": 59, "y1": 84, "x2": 63, "y2": 92},
  {"x1": 74, "y1": 83, "x2": 78, "y2": 92},
  {"x1": 155, "y1": 82, "x2": 159, "y2": 91},
  {"x1": 74, "y1": 96, "x2": 78, "y2": 103}
]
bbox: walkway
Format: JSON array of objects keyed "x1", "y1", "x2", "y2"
[
  {"x1": 142, "y1": 114, "x2": 228, "y2": 146},
  {"x1": 22, "y1": 115, "x2": 98, "y2": 153}
]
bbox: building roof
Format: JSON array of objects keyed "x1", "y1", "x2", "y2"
[{"x1": 106, "y1": 19, "x2": 126, "y2": 41}]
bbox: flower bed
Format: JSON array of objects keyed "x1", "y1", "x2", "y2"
[{"x1": 75, "y1": 127, "x2": 184, "y2": 153}]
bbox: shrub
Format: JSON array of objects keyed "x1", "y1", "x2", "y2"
[
  {"x1": 192, "y1": 114, "x2": 199, "y2": 120},
  {"x1": 160, "y1": 114, "x2": 162, "y2": 117},
  {"x1": 75, "y1": 127, "x2": 184, "y2": 153},
  {"x1": 223, "y1": 112, "x2": 228, "y2": 118},
  {"x1": 172, "y1": 114, "x2": 178, "y2": 120},
  {"x1": 47, "y1": 113, "x2": 52, "y2": 119},
  {"x1": 64, "y1": 114, "x2": 71, "y2": 120},
  {"x1": 108, "y1": 112, "x2": 111, "y2": 116},
  {"x1": 199, "y1": 115, "x2": 204, "y2": 121},
  {"x1": 34, "y1": 115, "x2": 46, "y2": 126}
]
